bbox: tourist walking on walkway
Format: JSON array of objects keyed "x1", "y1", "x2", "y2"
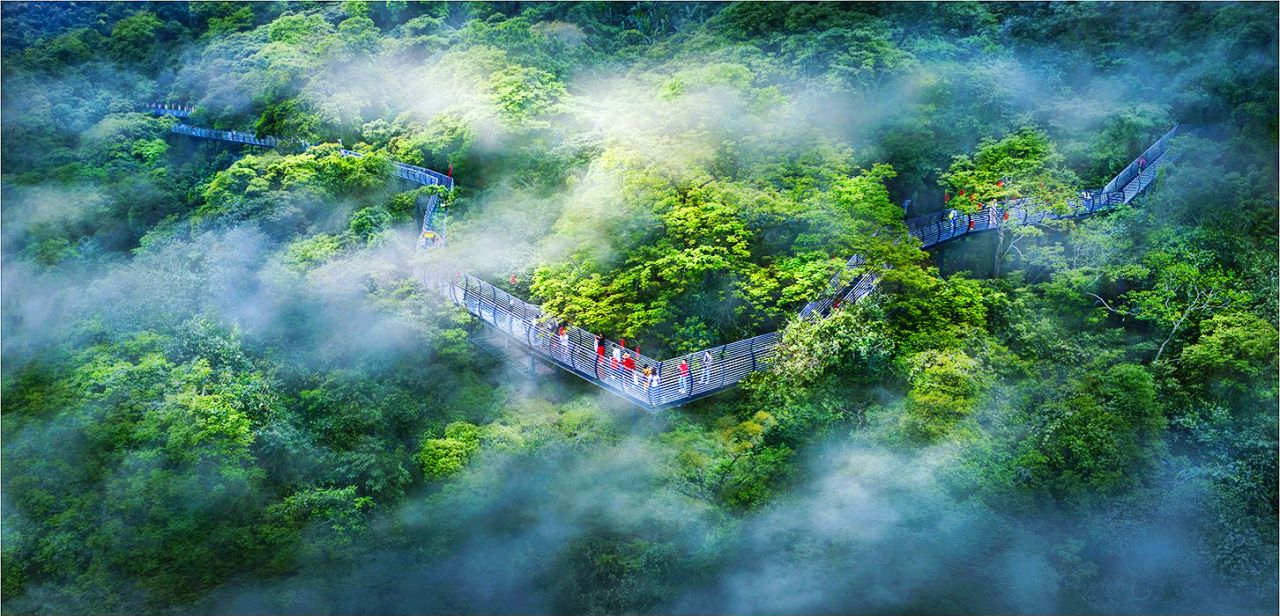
[
  {"x1": 558, "y1": 324, "x2": 569, "y2": 359},
  {"x1": 594, "y1": 334, "x2": 606, "y2": 378},
  {"x1": 645, "y1": 366, "x2": 659, "y2": 404},
  {"x1": 678, "y1": 359, "x2": 690, "y2": 394},
  {"x1": 612, "y1": 344, "x2": 623, "y2": 380},
  {"x1": 624, "y1": 353, "x2": 637, "y2": 387},
  {"x1": 699, "y1": 349, "x2": 713, "y2": 384},
  {"x1": 651, "y1": 365, "x2": 662, "y2": 403}
]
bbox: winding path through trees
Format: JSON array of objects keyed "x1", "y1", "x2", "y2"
[{"x1": 151, "y1": 105, "x2": 1182, "y2": 410}]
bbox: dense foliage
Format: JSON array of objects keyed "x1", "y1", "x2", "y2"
[{"x1": 2, "y1": 2, "x2": 1276, "y2": 614}]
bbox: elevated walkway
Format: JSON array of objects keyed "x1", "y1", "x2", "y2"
[
  {"x1": 151, "y1": 104, "x2": 1184, "y2": 411},
  {"x1": 800, "y1": 125, "x2": 1186, "y2": 315}
]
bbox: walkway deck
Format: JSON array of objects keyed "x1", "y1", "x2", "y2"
[{"x1": 153, "y1": 105, "x2": 1184, "y2": 410}]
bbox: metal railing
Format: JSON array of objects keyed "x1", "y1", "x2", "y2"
[
  {"x1": 395, "y1": 162, "x2": 454, "y2": 190},
  {"x1": 339, "y1": 148, "x2": 455, "y2": 191},
  {"x1": 164, "y1": 122, "x2": 455, "y2": 250},
  {"x1": 165, "y1": 116, "x2": 1183, "y2": 411},
  {"x1": 335, "y1": 149, "x2": 453, "y2": 248},
  {"x1": 429, "y1": 271, "x2": 779, "y2": 409},
  {"x1": 170, "y1": 123, "x2": 280, "y2": 148},
  {"x1": 145, "y1": 102, "x2": 193, "y2": 118},
  {"x1": 1103, "y1": 125, "x2": 1182, "y2": 195},
  {"x1": 801, "y1": 125, "x2": 1185, "y2": 317},
  {"x1": 418, "y1": 195, "x2": 443, "y2": 249}
]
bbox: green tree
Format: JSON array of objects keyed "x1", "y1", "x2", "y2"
[
  {"x1": 1013, "y1": 364, "x2": 1165, "y2": 505},
  {"x1": 1179, "y1": 311, "x2": 1278, "y2": 402},
  {"x1": 1093, "y1": 249, "x2": 1247, "y2": 363},
  {"x1": 417, "y1": 422, "x2": 482, "y2": 480},
  {"x1": 900, "y1": 348, "x2": 984, "y2": 443},
  {"x1": 940, "y1": 127, "x2": 1079, "y2": 277},
  {"x1": 488, "y1": 65, "x2": 566, "y2": 125},
  {"x1": 108, "y1": 12, "x2": 163, "y2": 63}
]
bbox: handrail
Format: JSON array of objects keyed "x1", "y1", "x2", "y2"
[
  {"x1": 161, "y1": 110, "x2": 1182, "y2": 411},
  {"x1": 801, "y1": 124, "x2": 1185, "y2": 317},
  {"x1": 339, "y1": 148, "x2": 455, "y2": 190},
  {"x1": 159, "y1": 117, "x2": 453, "y2": 248},
  {"x1": 1102, "y1": 124, "x2": 1183, "y2": 194},
  {"x1": 170, "y1": 123, "x2": 279, "y2": 148},
  {"x1": 144, "y1": 102, "x2": 193, "y2": 118}
]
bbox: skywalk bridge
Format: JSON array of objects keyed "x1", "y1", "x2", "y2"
[
  {"x1": 800, "y1": 125, "x2": 1185, "y2": 316},
  {"x1": 159, "y1": 110, "x2": 454, "y2": 249},
  {"x1": 150, "y1": 104, "x2": 1184, "y2": 410},
  {"x1": 146, "y1": 102, "x2": 194, "y2": 118}
]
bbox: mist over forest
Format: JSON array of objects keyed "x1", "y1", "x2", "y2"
[{"x1": 2, "y1": 2, "x2": 1277, "y2": 614}]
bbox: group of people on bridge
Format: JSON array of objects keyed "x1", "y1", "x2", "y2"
[
  {"x1": 534, "y1": 317, "x2": 715, "y2": 404},
  {"x1": 941, "y1": 185, "x2": 1016, "y2": 232},
  {"x1": 450, "y1": 271, "x2": 719, "y2": 406},
  {"x1": 151, "y1": 98, "x2": 1177, "y2": 410},
  {"x1": 944, "y1": 204, "x2": 1012, "y2": 231},
  {"x1": 147, "y1": 102, "x2": 193, "y2": 114}
]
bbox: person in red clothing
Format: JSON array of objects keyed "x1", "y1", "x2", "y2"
[
  {"x1": 678, "y1": 359, "x2": 691, "y2": 394},
  {"x1": 623, "y1": 353, "x2": 637, "y2": 387},
  {"x1": 594, "y1": 334, "x2": 606, "y2": 378}
]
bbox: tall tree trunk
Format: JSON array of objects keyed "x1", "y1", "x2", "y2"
[{"x1": 1154, "y1": 313, "x2": 1187, "y2": 364}]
